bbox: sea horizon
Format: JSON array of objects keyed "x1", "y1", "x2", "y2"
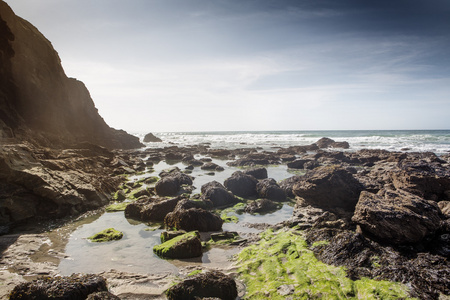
[{"x1": 133, "y1": 129, "x2": 450, "y2": 155}]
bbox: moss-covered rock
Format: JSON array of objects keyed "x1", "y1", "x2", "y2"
[
  {"x1": 87, "y1": 228, "x2": 123, "y2": 242},
  {"x1": 221, "y1": 212, "x2": 239, "y2": 223},
  {"x1": 236, "y1": 228, "x2": 414, "y2": 299},
  {"x1": 153, "y1": 231, "x2": 202, "y2": 259},
  {"x1": 160, "y1": 230, "x2": 187, "y2": 243}
]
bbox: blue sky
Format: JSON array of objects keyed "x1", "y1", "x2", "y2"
[{"x1": 5, "y1": 0, "x2": 450, "y2": 132}]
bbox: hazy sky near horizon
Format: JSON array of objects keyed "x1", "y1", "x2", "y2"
[{"x1": 5, "y1": 0, "x2": 450, "y2": 132}]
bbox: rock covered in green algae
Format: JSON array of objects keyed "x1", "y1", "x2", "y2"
[
  {"x1": 166, "y1": 271, "x2": 237, "y2": 300},
  {"x1": 87, "y1": 228, "x2": 123, "y2": 242},
  {"x1": 236, "y1": 228, "x2": 414, "y2": 299},
  {"x1": 160, "y1": 230, "x2": 187, "y2": 243},
  {"x1": 153, "y1": 231, "x2": 202, "y2": 259}
]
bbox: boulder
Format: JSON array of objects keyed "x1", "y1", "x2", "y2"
[
  {"x1": 201, "y1": 162, "x2": 224, "y2": 171},
  {"x1": 352, "y1": 189, "x2": 442, "y2": 244},
  {"x1": 314, "y1": 137, "x2": 349, "y2": 149},
  {"x1": 279, "y1": 175, "x2": 302, "y2": 198},
  {"x1": 245, "y1": 199, "x2": 278, "y2": 214},
  {"x1": 166, "y1": 271, "x2": 238, "y2": 300},
  {"x1": 256, "y1": 178, "x2": 286, "y2": 201},
  {"x1": 201, "y1": 181, "x2": 238, "y2": 207},
  {"x1": 287, "y1": 159, "x2": 309, "y2": 169},
  {"x1": 389, "y1": 160, "x2": 450, "y2": 201},
  {"x1": 9, "y1": 274, "x2": 108, "y2": 300},
  {"x1": 155, "y1": 169, "x2": 193, "y2": 197},
  {"x1": 153, "y1": 231, "x2": 202, "y2": 259},
  {"x1": 224, "y1": 171, "x2": 257, "y2": 198},
  {"x1": 143, "y1": 132, "x2": 162, "y2": 143},
  {"x1": 124, "y1": 196, "x2": 181, "y2": 222},
  {"x1": 165, "y1": 152, "x2": 184, "y2": 161},
  {"x1": 174, "y1": 198, "x2": 214, "y2": 211},
  {"x1": 243, "y1": 167, "x2": 268, "y2": 179},
  {"x1": 293, "y1": 166, "x2": 363, "y2": 212},
  {"x1": 165, "y1": 207, "x2": 223, "y2": 232},
  {"x1": 287, "y1": 159, "x2": 319, "y2": 170},
  {"x1": 155, "y1": 177, "x2": 181, "y2": 196}
]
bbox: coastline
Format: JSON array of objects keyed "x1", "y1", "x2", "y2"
[
  {"x1": 1, "y1": 137, "x2": 449, "y2": 299},
  {"x1": 135, "y1": 130, "x2": 450, "y2": 155}
]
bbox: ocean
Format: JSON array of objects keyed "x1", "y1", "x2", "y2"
[{"x1": 134, "y1": 130, "x2": 450, "y2": 155}]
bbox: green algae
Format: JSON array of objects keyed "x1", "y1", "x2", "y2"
[
  {"x1": 221, "y1": 212, "x2": 239, "y2": 223},
  {"x1": 112, "y1": 190, "x2": 126, "y2": 201},
  {"x1": 188, "y1": 270, "x2": 202, "y2": 277},
  {"x1": 311, "y1": 240, "x2": 329, "y2": 248},
  {"x1": 236, "y1": 228, "x2": 414, "y2": 299},
  {"x1": 105, "y1": 202, "x2": 129, "y2": 212},
  {"x1": 87, "y1": 228, "x2": 123, "y2": 243},
  {"x1": 160, "y1": 230, "x2": 187, "y2": 243},
  {"x1": 218, "y1": 202, "x2": 247, "y2": 223},
  {"x1": 153, "y1": 231, "x2": 201, "y2": 259}
]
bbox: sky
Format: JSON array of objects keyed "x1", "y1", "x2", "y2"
[{"x1": 4, "y1": 0, "x2": 450, "y2": 133}]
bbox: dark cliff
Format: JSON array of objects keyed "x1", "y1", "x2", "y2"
[{"x1": 0, "y1": 1, "x2": 142, "y2": 149}]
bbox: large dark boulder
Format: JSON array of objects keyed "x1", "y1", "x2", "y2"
[
  {"x1": 174, "y1": 198, "x2": 214, "y2": 211},
  {"x1": 200, "y1": 162, "x2": 224, "y2": 171},
  {"x1": 314, "y1": 137, "x2": 349, "y2": 149},
  {"x1": 143, "y1": 132, "x2": 162, "y2": 143},
  {"x1": 166, "y1": 271, "x2": 238, "y2": 300},
  {"x1": 224, "y1": 171, "x2": 258, "y2": 198},
  {"x1": 165, "y1": 206, "x2": 223, "y2": 232},
  {"x1": 279, "y1": 175, "x2": 302, "y2": 198},
  {"x1": 201, "y1": 181, "x2": 238, "y2": 207},
  {"x1": 293, "y1": 166, "x2": 363, "y2": 212},
  {"x1": 352, "y1": 189, "x2": 442, "y2": 245},
  {"x1": 390, "y1": 159, "x2": 450, "y2": 201},
  {"x1": 124, "y1": 196, "x2": 181, "y2": 222},
  {"x1": 9, "y1": 274, "x2": 108, "y2": 300},
  {"x1": 256, "y1": 178, "x2": 286, "y2": 201},
  {"x1": 243, "y1": 167, "x2": 268, "y2": 179},
  {"x1": 155, "y1": 168, "x2": 193, "y2": 196},
  {"x1": 155, "y1": 176, "x2": 181, "y2": 196}
]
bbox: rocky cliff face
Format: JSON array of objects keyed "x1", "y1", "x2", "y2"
[{"x1": 0, "y1": 1, "x2": 142, "y2": 149}]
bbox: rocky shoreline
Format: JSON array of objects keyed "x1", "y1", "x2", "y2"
[{"x1": 0, "y1": 137, "x2": 449, "y2": 299}]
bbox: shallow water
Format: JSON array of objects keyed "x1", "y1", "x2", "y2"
[
  {"x1": 59, "y1": 157, "x2": 296, "y2": 275},
  {"x1": 59, "y1": 206, "x2": 293, "y2": 275}
]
